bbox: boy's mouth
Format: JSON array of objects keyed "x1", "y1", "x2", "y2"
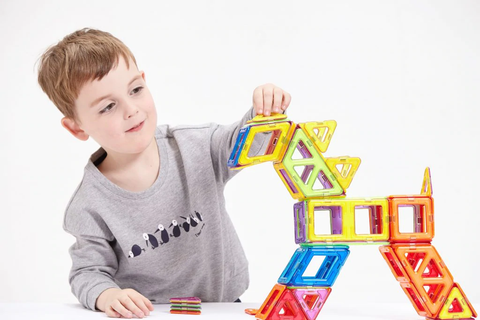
[{"x1": 126, "y1": 120, "x2": 145, "y2": 132}]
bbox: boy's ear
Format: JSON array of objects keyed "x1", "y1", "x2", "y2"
[
  {"x1": 61, "y1": 117, "x2": 89, "y2": 141},
  {"x1": 141, "y1": 71, "x2": 146, "y2": 81}
]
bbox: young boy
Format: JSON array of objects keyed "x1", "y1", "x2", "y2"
[{"x1": 37, "y1": 28, "x2": 291, "y2": 318}]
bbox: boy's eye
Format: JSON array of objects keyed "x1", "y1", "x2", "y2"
[
  {"x1": 100, "y1": 103, "x2": 115, "y2": 114},
  {"x1": 132, "y1": 86, "x2": 144, "y2": 94}
]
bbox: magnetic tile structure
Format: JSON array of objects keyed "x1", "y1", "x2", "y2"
[{"x1": 228, "y1": 113, "x2": 477, "y2": 320}]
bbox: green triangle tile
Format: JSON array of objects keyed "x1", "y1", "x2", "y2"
[{"x1": 282, "y1": 127, "x2": 344, "y2": 198}]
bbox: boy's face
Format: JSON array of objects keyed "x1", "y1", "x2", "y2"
[{"x1": 64, "y1": 56, "x2": 157, "y2": 156}]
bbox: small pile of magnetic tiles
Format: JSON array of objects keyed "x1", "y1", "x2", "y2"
[{"x1": 169, "y1": 297, "x2": 201, "y2": 315}]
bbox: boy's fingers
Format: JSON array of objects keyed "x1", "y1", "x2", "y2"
[
  {"x1": 263, "y1": 86, "x2": 274, "y2": 116},
  {"x1": 112, "y1": 300, "x2": 133, "y2": 319},
  {"x1": 253, "y1": 88, "x2": 264, "y2": 115},
  {"x1": 282, "y1": 92, "x2": 292, "y2": 110},
  {"x1": 253, "y1": 84, "x2": 290, "y2": 115},
  {"x1": 105, "y1": 306, "x2": 121, "y2": 318},
  {"x1": 273, "y1": 87, "x2": 283, "y2": 113},
  {"x1": 120, "y1": 297, "x2": 145, "y2": 318},
  {"x1": 145, "y1": 298, "x2": 155, "y2": 311},
  {"x1": 132, "y1": 295, "x2": 152, "y2": 316}
]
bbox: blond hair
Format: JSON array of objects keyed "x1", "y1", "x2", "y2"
[{"x1": 37, "y1": 28, "x2": 137, "y2": 120}]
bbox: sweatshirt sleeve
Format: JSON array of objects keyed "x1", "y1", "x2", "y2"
[
  {"x1": 63, "y1": 191, "x2": 120, "y2": 311},
  {"x1": 210, "y1": 107, "x2": 271, "y2": 184}
]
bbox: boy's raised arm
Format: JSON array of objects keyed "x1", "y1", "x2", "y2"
[{"x1": 210, "y1": 84, "x2": 291, "y2": 183}]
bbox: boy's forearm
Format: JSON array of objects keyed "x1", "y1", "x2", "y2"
[
  {"x1": 67, "y1": 236, "x2": 120, "y2": 310},
  {"x1": 70, "y1": 274, "x2": 119, "y2": 311}
]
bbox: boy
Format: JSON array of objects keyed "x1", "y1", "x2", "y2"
[{"x1": 37, "y1": 28, "x2": 291, "y2": 318}]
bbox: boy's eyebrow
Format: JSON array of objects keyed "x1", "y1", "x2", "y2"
[
  {"x1": 128, "y1": 75, "x2": 143, "y2": 87},
  {"x1": 89, "y1": 75, "x2": 143, "y2": 108},
  {"x1": 90, "y1": 94, "x2": 112, "y2": 108}
]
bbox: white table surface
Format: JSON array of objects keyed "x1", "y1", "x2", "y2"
[{"x1": 2, "y1": 301, "x2": 467, "y2": 320}]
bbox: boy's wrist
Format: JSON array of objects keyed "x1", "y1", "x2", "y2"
[{"x1": 96, "y1": 287, "x2": 121, "y2": 311}]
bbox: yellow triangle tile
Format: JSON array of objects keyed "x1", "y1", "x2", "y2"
[
  {"x1": 299, "y1": 121, "x2": 337, "y2": 153},
  {"x1": 326, "y1": 156, "x2": 361, "y2": 189},
  {"x1": 438, "y1": 286, "x2": 474, "y2": 319},
  {"x1": 421, "y1": 167, "x2": 433, "y2": 196}
]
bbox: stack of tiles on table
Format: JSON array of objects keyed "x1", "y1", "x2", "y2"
[{"x1": 170, "y1": 297, "x2": 201, "y2": 315}]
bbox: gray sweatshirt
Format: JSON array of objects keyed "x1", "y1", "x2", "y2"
[{"x1": 63, "y1": 108, "x2": 261, "y2": 310}]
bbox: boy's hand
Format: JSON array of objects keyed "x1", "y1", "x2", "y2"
[
  {"x1": 253, "y1": 83, "x2": 292, "y2": 116},
  {"x1": 96, "y1": 288, "x2": 154, "y2": 318}
]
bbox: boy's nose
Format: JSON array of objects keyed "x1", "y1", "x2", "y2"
[
  {"x1": 124, "y1": 102, "x2": 139, "y2": 119},
  {"x1": 127, "y1": 110, "x2": 139, "y2": 118}
]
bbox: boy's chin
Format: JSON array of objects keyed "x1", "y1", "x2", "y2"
[{"x1": 131, "y1": 136, "x2": 157, "y2": 154}]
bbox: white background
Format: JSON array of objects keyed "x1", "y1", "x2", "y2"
[{"x1": 0, "y1": 0, "x2": 479, "y2": 311}]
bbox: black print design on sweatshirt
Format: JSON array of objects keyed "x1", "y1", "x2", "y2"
[
  {"x1": 193, "y1": 211, "x2": 205, "y2": 237},
  {"x1": 128, "y1": 244, "x2": 146, "y2": 258},
  {"x1": 143, "y1": 233, "x2": 159, "y2": 249},
  {"x1": 169, "y1": 220, "x2": 181, "y2": 237},
  {"x1": 179, "y1": 216, "x2": 191, "y2": 232},
  {"x1": 127, "y1": 211, "x2": 206, "y2": 258},
  {"x1": 155, "y1": 224, "x2": 169, "y2": 245}
]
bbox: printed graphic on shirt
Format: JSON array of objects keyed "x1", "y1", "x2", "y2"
[
  {"x1": 155, "y1": 224, "x2": 170, "y2": 245},
  {"x1": 143, "y1": 233, "x2": 159, "y2": 249},
  {"x1": 128, "y1": 210, "x2": 206, "y2": 258},
  {"x1": 169, "y1": 220, "x2": 181, "y2": 237},
  {"x1": 128, "y1": 245, "x2": 146, "y2": 258},
  {"x1": 192, "y1": 211, "x2": 205, "y2": 237},
  {"x1": 179, "y1": 216, "x2": 191, "y2": 232}
]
